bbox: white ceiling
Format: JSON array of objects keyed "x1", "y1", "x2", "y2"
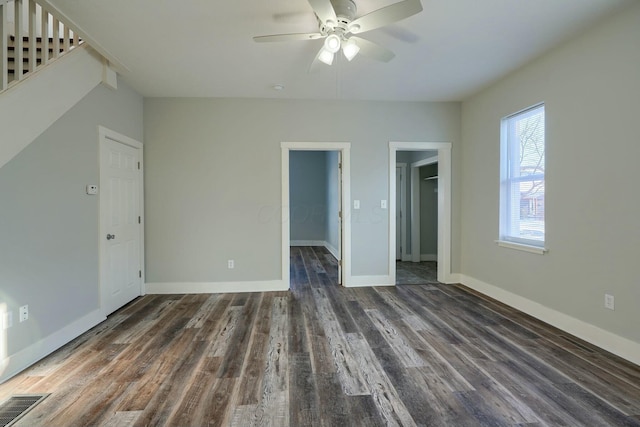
[{"x1": 49, "y1": 0, "x2": 632, "y2": 101}]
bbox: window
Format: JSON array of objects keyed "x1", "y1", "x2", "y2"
[{"x1": 500, "y1": 104, "x2": 545, "y2": 250}]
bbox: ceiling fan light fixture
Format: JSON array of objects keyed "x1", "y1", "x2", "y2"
[
  {"x1": 324, "y1": 34, "x2": 342, "y2": 53},
  {"x1": 342, "y1": 39, "x2": 360, "y2": 61},
  {"x1": 318, "y1": 48, "x2": 335, "y2": 65}
]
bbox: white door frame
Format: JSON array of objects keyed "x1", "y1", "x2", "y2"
[
  {"x1": 389, "y1": 142, "x2": 453, "y2": 284},
  {"x1": 98, "y1": 126, "x2": 145, "y2": 315},
  {"x1": 281, "y1": 142, "x2": 351, "y2": 287},
  {"x1": 396, "y1": 163, "x2": 407, "y2": 261}
]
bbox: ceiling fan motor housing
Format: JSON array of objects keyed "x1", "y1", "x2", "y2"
[{"x1": 321, "y1": 0, "x2": 357, "y2": 37}]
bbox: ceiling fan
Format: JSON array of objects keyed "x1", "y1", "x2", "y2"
[{"x1": 253, "y1": 0, "x2": 423, "y2": 68}]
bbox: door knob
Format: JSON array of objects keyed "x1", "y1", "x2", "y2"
[{"x1": 106, "y1": 234, "x2": 115, "y2": 240}]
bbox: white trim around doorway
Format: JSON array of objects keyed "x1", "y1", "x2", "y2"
[
  {"x1": 281, "y1": 142, "x2": 351, "y2": 288},
  {"x1": 98, "y1": 126, "x2": 145, "y2": 316},
  {"x1": 389, "y1": 142, "x2": 454, "y2": 284}
]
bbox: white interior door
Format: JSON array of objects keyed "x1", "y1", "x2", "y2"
[{"x1": 100, "y1": 129, "x2": 143, "y2": 315}]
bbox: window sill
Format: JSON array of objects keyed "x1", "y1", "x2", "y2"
[{"x1": 495, "y1": 240, "x2": 547, "y2": 255}]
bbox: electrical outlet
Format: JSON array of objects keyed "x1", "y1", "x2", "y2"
[
  {"x1": 227, "y1": 260, "x2": 235, "y2": 269},
  {"x1": 86, "y1": 184, "x2": 98, "y2": 195},
  {"x1": 19, "y1": 305, "x2": 28, "y2": 322},
  {"x1": 604, "y1": 294, "x2": 615, "y2": 310}
]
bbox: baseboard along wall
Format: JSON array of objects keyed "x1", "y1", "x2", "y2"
[
  {"x1": 459, "y1": 274, "x2": 640, "y2": 367},
  {"x1": 0, "y1": 309, "x2": 105, "y2": 384}
]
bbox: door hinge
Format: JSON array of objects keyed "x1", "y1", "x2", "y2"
[
  {"x1": 338, "y1": 162, "x2": 342, "y2": 169},
  {"x1": 338, "y1": 211, "x2": 342, "y2": 219},
  {"x1": 139, "y1": 270, "x2": 142, "y2": 278},
  {"x1": 138, "y1": 216, "x2": 141, "y2": 224},
  {"x1": 138, "y1": 161, "x2": 141, "y2": 170},
  {"x1": 338, "y1": 260, "x2": 342, "y2": 267}
]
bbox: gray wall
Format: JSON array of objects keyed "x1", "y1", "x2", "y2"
[
  {"x1": 143, "y1": 99, "x2": 461, "y2": 282},
  {"x1": 0, "y1": 79, "x2": 143, "y2": 357},
  {"x1": 460, "y1": 2, "x2": 640, "y2": 344},
  {"x1": 289, "y1": 151, "x2": 327, "y2": 241}
]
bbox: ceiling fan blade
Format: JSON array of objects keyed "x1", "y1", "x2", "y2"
[
  {"x1": 349, "y1": 0, "x2": 422, "y2": 34},
  {"x1": 351, "y1": 37, "x2": 395, "y2": 62},
  {"x1": 307, "y1": 0, "x2": 337, "y2": 24},
  {"x1": 253, "y1": 33, "x2": 324, "y2": 43}
]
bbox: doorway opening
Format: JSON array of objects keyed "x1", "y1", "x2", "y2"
[
  {"x1": 389, "y1": 142, "x2": 453, "y2": 285},
  {"x1": 281, "y1": 142, "x2": 351, "y2": 289}
]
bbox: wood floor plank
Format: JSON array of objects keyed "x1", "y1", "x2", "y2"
[
  {"x1": 217, "y1": 293, "x2": 261, "y2": 378},
  {"x1": 364, "y1": 308, "x2": 426, "y2": 368},
  {"x1": 254, "y1": 296, "x2": 290, "y2": 427},
  {"x1": 235, "y1": 293, "x2": 273, "y2": 407},
  {"x1": 345, "y1": 332, "x2": 417, "y2": 426},
  {"x1": 3, "y1": 250, "x2": 640, "y2": 427},
  {"x1": 185, "y1": 293, "x2": 220, "y2": 329},
  {"x1": 289, "y1": 352, "x2": 320, "y2": 427},
  {"x1": 102, "y1": 410, "x2": 143, "y2": 427},
  {"x1": 164, "y1": 357, "x2": 223, "y2": 426},
  {"x1": 312, "y1": 287, "x2": 369, "y2": 396}
]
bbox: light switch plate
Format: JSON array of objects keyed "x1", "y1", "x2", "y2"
[
  {"x1": 353, "y1": 200, "x2": 360, "y2": 209},
  {"x1": 381, "y1": 200, "x2": 387, "y2": 209}
]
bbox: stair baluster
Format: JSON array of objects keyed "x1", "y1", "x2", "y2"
[
  {"x1": 28, "y1": 0, "x2": 36, "y2": 73},
  {"x1": 40, "y1": 3, "x2": 47, "y2": 66},
  {"x1": 1, "y1": 3, "x2": 7, "y2": 91},
  {"x1": 1, "y1": 0, "x2": 84, "y2": 93},
  {"x1": 13, "y1": 0, "x2": 23, "y2": 79}
]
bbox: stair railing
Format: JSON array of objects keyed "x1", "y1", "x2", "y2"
[{"x1": 1, "y1": 0, "x2": 82, "y2": 93}]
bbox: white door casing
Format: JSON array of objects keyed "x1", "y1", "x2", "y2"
[
  {"x1": 99, "y1": 126, "x2": 144, "y2": 315},
  {"x1": 281, "y1": 142, "x2": 351, "y2": 288},
  {"x1": 389, "y1": 142, "x2": 453, "y2": 284}
]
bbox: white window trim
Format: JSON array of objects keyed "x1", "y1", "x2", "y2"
[
  {"x1": 495, "y1": 239, "x2": 547, "y2": 255},
  {"x1": 499, "y1": 103, "x2": 546, "y2": 252}
]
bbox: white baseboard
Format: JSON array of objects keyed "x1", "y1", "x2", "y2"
[
  {"x1": 324, "y1": 242, "x2": 339, "y2": 260},
  {"x1": 459, "y1": 274, "x2": 640, "y2": 367},
  {"x1": 0, "y1": 309, "x2": 105, "y2": 384},
  {"x1": 146, "y1": 280, "x2": 288, "y2": 294},
  {"x1": 346, "y1": 275, "x2": 394, "y2": 287},
  {"x1": 290, "y1": 240, "x2": 325, "y2": 247},
  {"x1": 442, "y1": 273, "x2": 461, "y2": 284},
  {"x1": 398, "y1": 254, "x2": 437, "y2": 262}
]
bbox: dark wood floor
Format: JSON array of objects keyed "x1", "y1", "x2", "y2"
[{"x1": 2, "y1": 246, "x2": 640, "y2": 426}]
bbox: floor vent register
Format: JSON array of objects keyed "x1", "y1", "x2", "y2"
[{"x1": 0, "y1": 394, "x2": 49, "y2": 427}]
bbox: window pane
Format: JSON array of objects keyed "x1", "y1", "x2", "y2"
[{"x1": 501, "y1": 104, "x2": 545, "y2": 246}]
